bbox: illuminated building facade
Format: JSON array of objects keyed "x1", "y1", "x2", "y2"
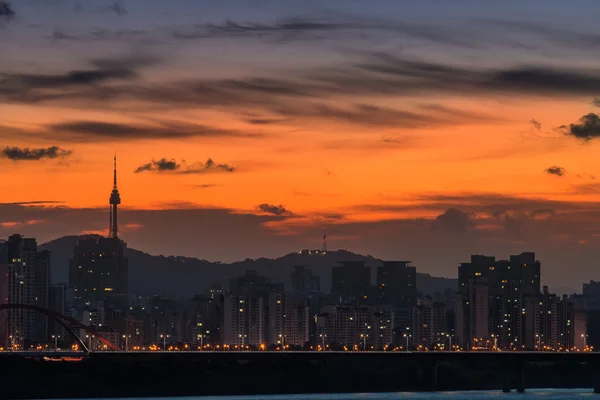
[{"x1": 70, "y1": 237, "x2": 129, "y2": 309}]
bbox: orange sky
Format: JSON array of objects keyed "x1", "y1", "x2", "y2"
[{"x1": 2, "y1": 0, "x2": 600, "y2": 291}]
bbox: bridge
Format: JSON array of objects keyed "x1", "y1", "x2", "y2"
[
  {"x1": 0, "y1": 303, "x2": 119, "y2": 352},
  {"x1": 2, "y1": 349, "x2": 600, "y2": 393}
]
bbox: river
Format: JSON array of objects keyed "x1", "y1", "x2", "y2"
[{"x1": 59, "y1": 389, "x2": 597, "y2": 400}]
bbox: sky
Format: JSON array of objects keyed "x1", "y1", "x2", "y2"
[{"x1": 2, "y1": 0, "x2": 600, "y2": 292}]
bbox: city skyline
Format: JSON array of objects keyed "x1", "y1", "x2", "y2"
[{"x1": 3, "y1": 1, "x2": 600, "y2": 293}]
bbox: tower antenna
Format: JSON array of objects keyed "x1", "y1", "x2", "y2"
[
  {"x1": 322, "y1": 226, "x2": 327, "y2": 253},
  {"x1": 109, "y1": 155, "x2": 121, "y2": 238}
]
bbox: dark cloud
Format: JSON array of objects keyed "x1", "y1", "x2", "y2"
[
  {"x1": 134, "y1": 158, "x2": 235, "y2": 174},
  {"x1": 2, "y1": 146, "x2": 72, "y2": 161},
  {"x1": 0, "y1": 1, "x2": 15, "y2": 18},
  {"x1": 134, "y1": 158, "x2": 180, "y2": 173},
  {"x1": 433, "y1": 208, "x2": 474, "y2": 233},
  {"x1": 195, "y1": 184, "x2": 221, "y2": 189},
  {"x1": 5, "y1": 52, "x2": 600, "y2": 131},
  {"x1": 47, "y1": 120, "x2": 258, "y2": 142},
  {"x1": 245, "y1": 118, "x2": 286, "y2": 125},
  {"x1": 256, "y1": 204, "x2": 293, "y2": 217},
  {"x1": 105, "y1": 1, "x2": 127, "y2": 15},
  {"x1": 172, "y1": 16, "x2": 487, "y2": 48},
  {"x1": 272, "y1": 102, "x2": 501, "y2": 128},
  {"x1": 593, "y1": 98, "x2": 600, "y2": 108},
  {"x1": 545, "y1": 166, "x2": 566, "y2": 177},
  {"x1": 530, "y1": 119, "x2": 542, "y2": 130},
  {"x1": 482, "y1": 20, "x2": 600, "y2": 51},
  {"x1": 0, "y1": 201, "x2": 63, "y2": 206},
  {"x1": 183, "y1": 158, "x2": 235, "y2": 174},
  {"x1": 561, "y1": 113, "x2": 600, "y2": 141},
  {"x1": 0, "y1": 54, "x2": 157, "y2": 103}
]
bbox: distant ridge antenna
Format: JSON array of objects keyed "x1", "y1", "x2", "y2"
[{"x1": 322, "y1": 226, "x2": 327, "y2": 253}]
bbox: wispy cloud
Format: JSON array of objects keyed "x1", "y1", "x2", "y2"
[
  {"x1": 256, "y1": 204, "x2": 293, "y2": 217},
  {"x1": 134, "y1": 158, "x2": 235, "y2": 174},
  {"x1": 46, "y1": 120, "x2": 259, "y2": 142},
  {"x1": 2, "y1": 146, "x2": 72, "y2": 161}
]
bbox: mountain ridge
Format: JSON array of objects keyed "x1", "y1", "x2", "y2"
[{"x1": 40, "y1": 235, "x2": 457, "y2": 297}]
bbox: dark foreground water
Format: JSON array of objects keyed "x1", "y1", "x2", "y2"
[{"x1": 58, "y1": 390, "x2": 597, "y2": 400}]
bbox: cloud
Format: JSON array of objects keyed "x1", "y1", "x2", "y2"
[
  {"x1": 0, "y1": 54, "x2": 158, "y2": 104},
  {"x1": 2, "y1": 146, "x2": 72, "y2": 161},
  {"x1": 134, "y1": 158, "x2": 235, "y2": 174},
  {"x1": 106, "y1": 1, "x2": 127, "y2": 16},
  {"x1": 134, "y1": 158, "x2": 180, "y2": 173},
  {"x1": 271, "y1": 102, "x2": 501, "y2": 128},
  {"x1": 530, "y1": 119, "x2": 542, "y2": 130},
  {"x1": 545, "y1": 166, "x2": 566, "y2": 177},
  {"x1": 256, "y1": 204, "x2": 293, "y2": 216},
  {"x1": 432, "y1": 208, "x2": 474, "y2": 233},
  {"x1": 195, "y1": 184, "x2": 221, "y2": 189},
  {"x1": 245, "y1": 118, "x2": 286, "y2": 125},
  {"x1": 47, "y1": 120, "x2": 258, "y2": 142},
  {"x1": 5, "y1": 50, "x2": 600, "y2": 115},
  {"x1": 561, "y1": 113, "x2": 600, "y2": 141},
  {"x1": 183, "y1": 158, "x2": 235, "y2": 174},
  {"x1": 593, "y1": 98, "x2": 600, "y2": 108},
  {"x1": 0, "y1": 1, "x2": 15, "y2": 18}
]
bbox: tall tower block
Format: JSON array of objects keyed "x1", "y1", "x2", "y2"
[{"x1": 109, "y1": 155, "x2": 121, "y2": 238}]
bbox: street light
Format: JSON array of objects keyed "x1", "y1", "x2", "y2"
[
  {"x1": 278, "y1": 334, "x2": 286, "y2": 350},
  {"x1": 360, "y1": 333, "x2": 369, "y2": 350},
  {"x1": 403, "y1": 333, "x2": 411, "y2": 352},
  {"x1": 122, "y1": 335, "x2": 131, "y2": 352},
  {"x1": 239, "y1": 334, "x2": 247, "y2": 348},
  {"x1": 52, "y1": 335, "x2": 60, "y2": 350},
  {"x1": 319, "y1": 333, "x2": 326, "y2": 350},
  {"x1": 582, "y1": 334, "x2": 588, "y2": 348},
  {"x1": 446, "y1": 333, "x2": 453, "y2": 351},
  {"x1": 160, "y1": 334, "x2": 169, "y2": 351}
]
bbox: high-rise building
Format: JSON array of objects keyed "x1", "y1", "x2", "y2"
[
  {"x1": 48, "y1": 283, "x2": 68, "y2": 341},
  {"x1": 412, "y1": 296, "x2": 446, "y2": 349},
  {"x1": 331, "y1": 261, "x2": 371, "y2": 304},
  {"x1": 69, "y1": 158, "x2": 128, "y2": 310},
  {"x1": 291, "y1": 266, "x2": 320, "y2": 293},
  {"x1": 224, "y1": 294, "x2": 267, "y2": 347},
  {"x1": 317, "y1": 305, "x2": 394, "y2": 350},
  {"x1": 583, "y1": 281, "x2": 600, "y2": 349},
  {"x1": 377, "y1": 261, "x2": 417, "y2": 308},
  {"x1": 189, "y1": 292, "x2": 223, "y2": 346},
  {"x1": 224, "y1": 271, "x2": 284, "y2": 347},
  {"x1": 377, "y1": 261, "x2": 417, "y2": 345},
  {"x1": 455, "y1": 255, "x2": 493, "y2": 349},
  {"x1": 455, "y1": 253, "x2": 542, "y2": 349},
  {"x1": 268, "y1": 291, "x2": 310, "y2": 347},
  {"x1": 0, "y1": 235, "x2": 50, "y2": 347}
]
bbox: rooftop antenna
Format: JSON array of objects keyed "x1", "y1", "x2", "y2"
[{"x1": 322, "y1": 226, "x2": 327, "y2": 253}]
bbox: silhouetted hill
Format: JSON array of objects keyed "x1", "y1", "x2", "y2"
[{"x1": 40, "y1": 236, "x2": 457, "y2": 296}]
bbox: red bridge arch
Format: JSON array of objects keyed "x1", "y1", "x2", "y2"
[{"x1": 0, "y1": 304, "x2": 119, "y2": 352}]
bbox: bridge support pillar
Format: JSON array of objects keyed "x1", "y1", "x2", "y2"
[
  {"x1": 432, "y1": 362, "x2": 439, "y2": 391},
  {"x1": 594, "y1": 364, "x2": 600, "y2": 394},
  {"x1": 502, "y1": 376, "x2": 511, "y2": 394},
  {"x1": 516, "y1": 361, "x2": 525, "y2": 393}
]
